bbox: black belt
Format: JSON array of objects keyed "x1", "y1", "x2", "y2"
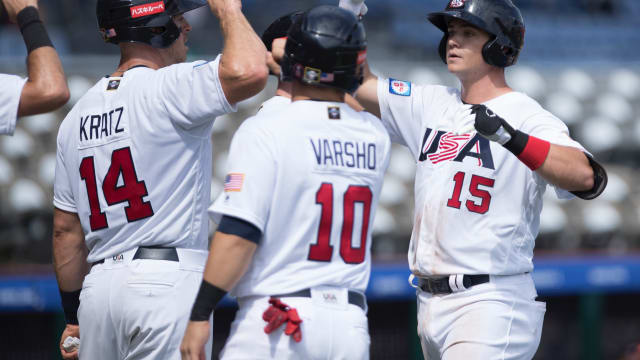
[
  {"x1": 92, "y1": 246, "x2": 179, "y2": 266},
  {"x1": 272, "y1": 289, "x2": 366, "y2": 311},
  {"x1": 417, "y1": 274, "x2": 490, "y2": 295}
]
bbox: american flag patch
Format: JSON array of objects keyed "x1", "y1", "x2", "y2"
[{"x1": 224, "y1": 173, "x2": 244, "y2": 192}]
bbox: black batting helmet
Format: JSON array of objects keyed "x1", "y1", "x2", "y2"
[
  {"x1": 281, "y1": 5, "x2": 367, "y2": 94},
  {"x1": 96, "y1": 0, "x2": 207, "y2": 48},
  {"x1": 261, "y1": 11, "x2": 303, "y2": 52},
  {"x1": 427, "y1": 0, "x2": 525, "y2": 68}
]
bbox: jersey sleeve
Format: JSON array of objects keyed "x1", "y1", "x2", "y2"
[
  {"x1": 0, "y1": 74, "x2": 27, "y2": 136},
  {"x1": 155, "y1": 55, "x2": 237, "y2": 130},
  {"x1": 520, "y1": 112, "x2": 589, "y2": 200},
  {"x1": 376, "y1": 77, "x2": 427, "y2": 157},
  {"x1": 53, "y1": 130, "x2": 77, "y2": 213},
  {"x1": 208, "y1": 120, "x2": 277, "y2": 232}
]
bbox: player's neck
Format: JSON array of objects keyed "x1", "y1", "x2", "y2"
[
  {"x1": 291, "y1": 81, "x2": 345, "y2": 103},
  {"x1": 112, "y1": 43, "x2": 165, "y2": 77},
  {"x1": 459, "y1": 68, "x2": 512, "y2": 104},
  {"x1": 275, "y1": 81, "x2": 292, "y2": 99}
]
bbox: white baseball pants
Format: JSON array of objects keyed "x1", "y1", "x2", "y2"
[
  {"x1": 221, "y1": 287, "x2": 370, "y2": 360},
  {"x1": 416, "y1": 273, "x2": 546, "y2": 360},
  {"x1": 77, "y1": 247, "x2": 211, "y2": 360}
]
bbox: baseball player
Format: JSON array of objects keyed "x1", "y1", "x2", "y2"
[
  {"x1": 0, "y1": 0, "x2": 68, "y2": 135},
  {"x1": 52, "y1": 0, "x2": 267, "y2": 359},
  {"x1": 180, "y1": 5, "x2": 390, "y2": 359},
  {"x1": 352, "y1": 0, "x2": 608, "y2": 359}
]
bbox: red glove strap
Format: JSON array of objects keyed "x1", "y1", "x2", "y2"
[{"x1": 517, "y1": 135, "x2": 550, "y2": 171}]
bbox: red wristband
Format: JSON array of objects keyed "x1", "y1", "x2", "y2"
[{"x1": 517, "y1": 135, "x2": 550, "y2": 171}]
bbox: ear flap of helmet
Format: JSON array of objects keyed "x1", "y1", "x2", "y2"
[{"x1": 482, "y1": 36, "x2": 519, "y2": 68}]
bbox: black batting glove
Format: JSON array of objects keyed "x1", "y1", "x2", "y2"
[{"x1": 470, "y1": 104, "x2": 517, "y2": 145}]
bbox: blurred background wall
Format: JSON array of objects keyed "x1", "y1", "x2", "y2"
[{"x1": 0, "y1": 0, "x2": 639, "y2": 359}]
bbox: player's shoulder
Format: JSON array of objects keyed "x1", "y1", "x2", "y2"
[
  {"x1": 360, "y1": 110, "x2": 393, "y2": 142},
  {"x1": 384, "y1": 77, "x2": 458, "y2": 99},
  {"x1": 0, "y1": 73, "x2": 24, "y2": 85},
  {"x1": 156, "y1": 57, "x2": 220, "y2": 77},
  {"x1": 236, "y1": 105, "x2": 283, "y2": 135},
  {"x1": 493, "y1": 91, "x2": 558, "y2": 121},
  {"x1": 487, "y1": 91, "x2": 564, "y2": 126}
]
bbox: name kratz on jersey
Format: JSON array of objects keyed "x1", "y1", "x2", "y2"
[
  {"x1": 419, "y1": 127, "x2": 495, "y2": 169},
  {"x1": 80, "y1": 107, "x2": 125, "y2": 142},
  {"x1": 310, "y1": 138, "x2": 377, "y2": 170}
]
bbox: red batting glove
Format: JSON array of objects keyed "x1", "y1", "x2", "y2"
[
  {"x1": 284, "y1": 308, "x2": 302, "y2": 342},
  {"x1": 263, "y1": 298, "x2": 290, "y2": 334},
  {"x1": 262, "y1": 297, "x2": 303, "y2": 342}
]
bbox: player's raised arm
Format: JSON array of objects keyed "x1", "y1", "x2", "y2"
[
  {"x1": 468, "y1": 104, "x2": 606, "y2": 199},
  {"x1": 355, "y1": 60, "x2": 381, "y2": 117},
  {"x1": 52, "y1": 208, "x2": 88, "y2": 360},
  {"x1": 337, "y1": 0, "x2": 379, "y2": 117},
  {"x1": 209, "y1": 0, "x2": 268, "y2": 105},
  {"x1": 2, "y1": 0, "x2": 69, "y2": 117}
]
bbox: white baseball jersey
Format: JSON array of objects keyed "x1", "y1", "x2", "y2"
[
  {"x1": 210, "y1": 100, "x2": 391, "y2": 298},
  {"x1": 256, "y1": 94, "x2": 290, "y2": 115},
  {"x1": 0, "y1": 74, "x2": 27, "y2": 136},
  {"x1": 378, "y1": 78, "x2": 586, "y2": 276},
  {"x1": 54, "y1": 56, "x2": 235, "y2": 263}
]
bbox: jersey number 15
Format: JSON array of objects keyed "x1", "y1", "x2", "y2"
[{"x1": 79, "y1": 147, "x2": 154, "y2": 231}]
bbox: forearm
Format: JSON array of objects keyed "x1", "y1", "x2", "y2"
[
  {"x1": 188, "y1": 232, "x2": 256, "y2": 322},
  {"x1": 536, "y1": 144, "x2": 594, "y2": 192},
  {"x1": 355, "y1": 61, "x2": 380, "y2": 117},
  {"x1": 52, "y1": 209, "x2": 88, "y2": 291},
  {"x1": 20, "y1": 46, "x2": 69, "y2": 116},
  {"x1": 53, "y1": 234, "x2": 89, "y2": 291},
  {"x1": 202, "y1": 232, "x2": 257, "y2": 291},
  {"x1": 216, "y1": 4, "x2": 268, "y2": 104}
]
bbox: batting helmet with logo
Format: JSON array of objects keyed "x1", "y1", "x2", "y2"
[
  {"x1": 261, "y1": 11, "x2": 304, "y2": 52},
  {"x1": 428, "y1": 0, "x2": 525, "y2": 67},
  {"x1": 281, "y1": 5, "x2": 367, "y2": 94},
  {"x1": 96, "y1": 0, "x2": 207, "y2": 48}
]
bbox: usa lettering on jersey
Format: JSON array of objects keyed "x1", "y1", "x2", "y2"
[{"x1": 418, "y1": 127, "x2": 495, "y2": 169}]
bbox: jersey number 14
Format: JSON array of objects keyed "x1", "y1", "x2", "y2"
[
  {"x1": 308, "y1": 184, "x2": 372, "y2": 265},
  {"x1": 79, "y1": 147, "x2": 154, "y2": 231}
]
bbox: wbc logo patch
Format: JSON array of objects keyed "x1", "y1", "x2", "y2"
[
  {"x1": 389, "y1": 79, "x2": 411, "y2": 96},
  {"x1": 130, "y1": 1, "x2": 165, "y2": 18},
  {"x1": 448, "y1": 0, "x2": 466, "y2": 8}
]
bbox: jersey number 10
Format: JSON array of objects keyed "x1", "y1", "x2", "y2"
[
  {"x1": 308, "y1": 184, "x2": 372, "y2": 265},
  {"x1": 79, "y1": 147, "x2": 154, "y2": 231}
]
